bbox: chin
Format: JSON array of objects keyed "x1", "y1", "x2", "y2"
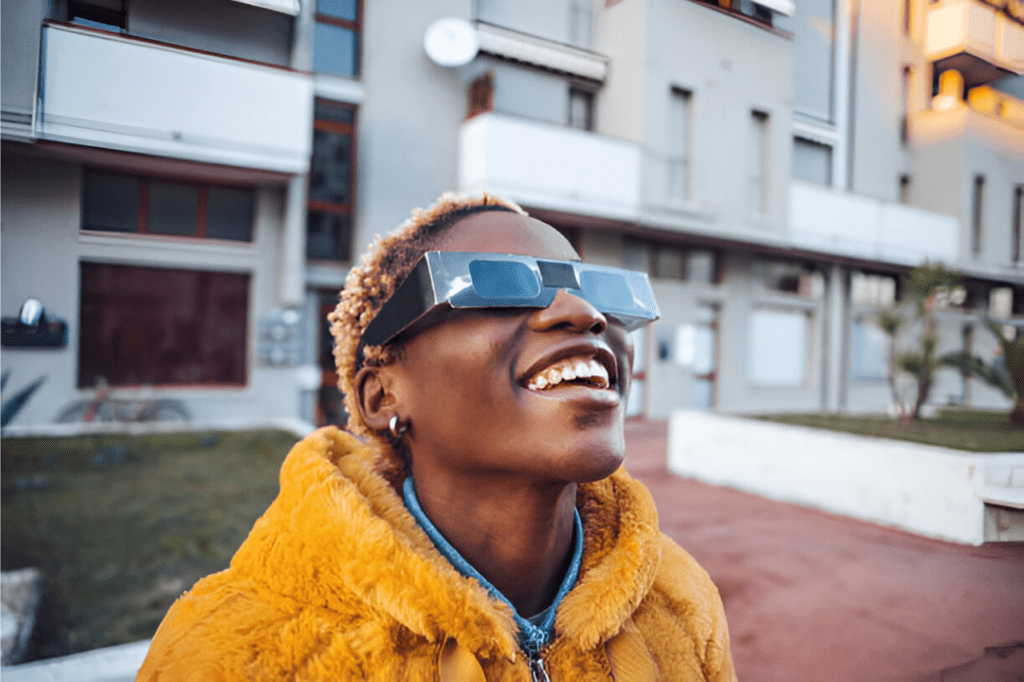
[{"x1": 558, "y1": 428, "x2": 626, "y2": 483}]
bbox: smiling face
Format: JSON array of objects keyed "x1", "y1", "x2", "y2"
[{"x1": 371, "y1": 211, "x2": 634, "y2": 484}]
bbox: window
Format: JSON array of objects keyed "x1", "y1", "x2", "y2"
[
  {"x1": 668, "y1": 88, "x2": 693, "y2": 200},
  {"x1": 695, "y1": 0, "x2": 773, "y2": 26},
  {"x1": 787, "y1": 0, "x2": 834, "y2": 121},
  {"x1": 850, "y1": 316, "x2": 889, "y2": 381},
  {"x1": 79, "y1": 263, "x2": 249, "y2": 387},
  {"x1": 792, "y1": 138, "x2": 832, "y2": 185},
  {"x1": 990, "y1": 287, "x2": 1013, "y2": 319},
  {"x1": 972, "y1": 174, "x2": 985, "y2": 255},
  {"x1": 622, "y1": 239, "x2": 651, "y2": 274},
  {"x1": 81, "y1": 170, "x2": 254, "y2": 241},
  {"x1": 314, "y1": 0, "x2": 361, "y2": 78},
  {"x1": 568, "y1": 87, "x2": 595, "y2": 131},
  {"x1": 688, "y1": 250, "x2": 717, "y2": 284},
  {"x1": 307, "y1": 100, "x2": 357, "y2": 262},
  {"x1": 748, "y1": 309, "x2": 811, "y2": 386},
  {"x1": 1014, "y1": 186, "x2": 1023, "y2": 262},
  {"x1": 748, "y1": 111, "x2": 769, "y2": 214},
  {"x1": 468, "y1": 72, "x2": 495, "y2": 118},
  {"x1": 648, "y1": 243, "x2": 719, "y2": 283},
  {"x1": 654, "y1": 247, "x2": 686, "y2": 280},
  {"x1": 757, "y1": 259, "x2": 824, "y2": 298},
  {"x1": 69, "y1": 0, "x2": 126, "y2": 31},
  {"x1": 851, "y1": 272, "x2": 897, "y2": 306}
]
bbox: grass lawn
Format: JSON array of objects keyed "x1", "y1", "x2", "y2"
[
  {"x1": 755, "y1": 409, "x2": 1024, "y2": 452},
  {"x1": 0, "y1": 430, "x2": 299, "y2": 661}
]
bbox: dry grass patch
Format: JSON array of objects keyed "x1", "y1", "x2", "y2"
[{"x1": 1, "y1": 430, "x2": 298, "y2": 661}]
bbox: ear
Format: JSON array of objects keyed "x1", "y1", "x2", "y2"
[{"x1": 355, "y1": 365, "x2": 401, "y2": 433}]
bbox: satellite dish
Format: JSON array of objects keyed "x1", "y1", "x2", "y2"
[{"x1": 424, "y1": 18, "x2": 479, "y2": 68}]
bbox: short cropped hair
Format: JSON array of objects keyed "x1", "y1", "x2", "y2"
[{"x1": 329, "y1": 192, "x2": 525, "y2": 477}]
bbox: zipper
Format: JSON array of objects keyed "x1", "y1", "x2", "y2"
[{"x1": 528, "y1": 652, "x2": 550, "y2": 682}]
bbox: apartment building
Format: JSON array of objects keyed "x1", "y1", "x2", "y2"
[{"x1": 2, "y1": 0, "x2": 1021, "y2": 429}]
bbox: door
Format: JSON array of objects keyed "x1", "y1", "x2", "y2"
[{"x1": 691, "y1": 303, "x2": 719, "y2": 409}]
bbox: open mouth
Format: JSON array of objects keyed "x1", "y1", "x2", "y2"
[{"x1": 525, "y1": 355, "x2": 613, "y2": 392}]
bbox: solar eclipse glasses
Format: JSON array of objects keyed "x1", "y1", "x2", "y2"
[{"x1": 359, "y1": 251, "x2": 661, "y2": 351}]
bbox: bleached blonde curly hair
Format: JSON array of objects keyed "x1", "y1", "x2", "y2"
[{"x1": 329, "y1": 192, "x2": 526, "y2": 479}]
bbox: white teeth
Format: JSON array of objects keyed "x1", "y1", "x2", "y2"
[{"x1": 526, "y1": 356, "x2": 612, "y2": 391}]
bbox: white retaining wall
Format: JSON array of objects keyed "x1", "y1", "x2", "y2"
[
  {"x1": 668, "y1": 410, "x2": 1024, "y2": 545},
  {"x1": 1, "y1": 639, "x2": 149, "y2": 682}
]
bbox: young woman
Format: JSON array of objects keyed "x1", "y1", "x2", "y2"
[{"x1": 138, "y1": 194, "x2": 735, "y2": 681}]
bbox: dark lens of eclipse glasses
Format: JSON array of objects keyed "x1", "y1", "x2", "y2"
[{"x1": 358, "y1": 252, "x2": 659, "y2": 356}]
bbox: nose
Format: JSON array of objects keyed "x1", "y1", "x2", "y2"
[{"x1": 528, "y1": 289, "x2": 608, "y2": 335}]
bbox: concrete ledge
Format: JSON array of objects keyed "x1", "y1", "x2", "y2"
[
  {"x1": 1, "y1": 639, "x2": 150, "y2": 682},
  {"x1": 668, "y1": 410, "x2": 1024, "y2": 545},
  {"x1": 1, "y1": 417, "x2": 316, "y2": 440}
]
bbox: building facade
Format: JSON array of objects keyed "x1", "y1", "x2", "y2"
[{"x1": 2, "y1": 0, "x2": 1022, "y2": 429}]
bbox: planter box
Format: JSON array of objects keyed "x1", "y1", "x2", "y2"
[{"x1": 668, "y1": 410, "x2": 1024, "y2": 545}]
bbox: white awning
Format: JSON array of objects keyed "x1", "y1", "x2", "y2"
[
  {"x1": 228, "y1": 0, "x2": 300, "y2": 16},
  {"x1": 755, "y1": 0, "x2": 796, "y2": 17},
  {"x1": 475, "y1": 22, "x2": 608, "y2": 82}
]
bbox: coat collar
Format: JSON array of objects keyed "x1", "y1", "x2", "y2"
[{"x1": 230, "y1": 427, "x2": 662, "y2": 663}]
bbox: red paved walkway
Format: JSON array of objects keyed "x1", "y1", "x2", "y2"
[{"x1": 623, "y1": 419, "x2": 1024, "y2": 682}]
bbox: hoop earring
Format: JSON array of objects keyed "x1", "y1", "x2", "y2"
[{"x1": 389, "y1": 414, "x2": 408, "y2": 439}]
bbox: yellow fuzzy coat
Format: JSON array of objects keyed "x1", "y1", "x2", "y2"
[{"x1": 138, "y1": 428, "x2": 736, "y2": 681}]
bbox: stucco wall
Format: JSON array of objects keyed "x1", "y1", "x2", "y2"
[
  {"x1": 0, "y1": 153, "x2": 301, "y2": 428},
  {"x1": 350, "y1": 0, "x2": 472, "y2": 259},
  {"x1": 0, "y1": 0, "x2": 47, "y2": 123},
  {"x1": 642, "y1": 0, "x2": 794, "y2": 239}
]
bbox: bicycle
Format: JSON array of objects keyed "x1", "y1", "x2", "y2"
[{"x1": 54, "y1": 379, "x2": 191, "y2": 424}]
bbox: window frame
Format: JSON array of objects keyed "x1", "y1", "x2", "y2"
[
  {"x1": 77, "y1": 262, "x2": 251, "y2": 389},
  {"x1": 668, "y1": 87, "x2": 694, "y2": 201},
  {"x1": 80, "y1": 168, "x2": 256, "y2": 243},
  {"x1": 314, "y1": 0, "x2": 362, "y2": 78},
  {"x1": 567, "y1": 85, "x2": 596, "y2": 132},
  {"x1": 748, "y1": 110, "x2": 770, "y2": 215},
  {"x1": 306, "y1": 99, "x2": 359, "y2": 263}
]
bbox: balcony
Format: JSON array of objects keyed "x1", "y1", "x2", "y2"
[
  {"x1": 924, "y1": 0, "x2": 1024, "y2": 87},
  {"x1": 787, "y1": 181, "x2": 959, "y2": 266},
  {"x1": 38, "y1": 23, "x2": 313, "y2": 173},
  {"x1": 915, "y1": 82, "x2": 1024, "y2": 154},
  {"x1": 458, "y1": 112, "x2": 641, "y2": 220}
]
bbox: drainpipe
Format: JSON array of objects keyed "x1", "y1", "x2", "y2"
[{"x1": 846, "y1": 0, "x2": 861, "y2": 191}]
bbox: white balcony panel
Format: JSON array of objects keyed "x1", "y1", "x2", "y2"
[
  {"x1": 459, "y1": 113, "x2": 641, "y2": 220},
  {"x1": 788, "y1": 181, "x2": 959, "y2": 266},
  {"x1": 924, "y1": 0, "x2": 1024, "y2": 74},
  {"x1": 39, "y1": 25, "x2": 313, "y2": 173}
]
